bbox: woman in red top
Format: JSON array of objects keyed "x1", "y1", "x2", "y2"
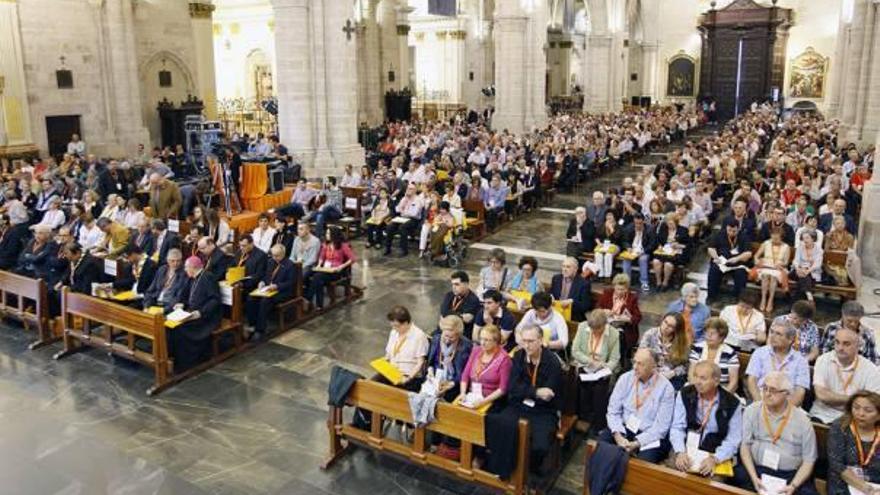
[
  {"x1": 305, "y1": 227, "x2": 355, "y2": 310},
  {"x1": 596, "y1": 273, "x2": 642, "y2": 362}
]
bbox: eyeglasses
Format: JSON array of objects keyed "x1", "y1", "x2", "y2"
[{"x1": 761, "y1": 386, "x2": 789, "y2": 396}]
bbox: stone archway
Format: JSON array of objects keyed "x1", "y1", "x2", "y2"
[{"x1": 139, "y1": 51, "x2": 197, "y2": 147}]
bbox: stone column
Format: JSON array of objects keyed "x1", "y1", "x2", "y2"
[
  {"x1": 362, "y1": 0, "x2": 383, "y2": 125},
  {"x1": 378, "y1": 0, "x2": 400, "y2": 94},
  {"x1": 272, "y1": 0, "x2": 364, "y2": 177},
  {"x1": 640, "y1": 41, "x2": 660, "y2": 103},
  {"x1": 0, "y1": 0, "x2": 36, "y2": 154},
  {"x1": 102, "y1": 0, "x2": 150, "y2": 155},
  {"x1": 840, "y1": 0, "x2": 869, "y2": 141},
  {"x1": 583, "y1": 34, "x2": 613, "y2": 112},
  {"x1": 189, "y1": 2, "x2": 218, "y2": 120},
  {"x1": 396, "y1": 6, "x2": 414, "y2": 90},
  {"x1": 826, "y1": 16, "x2": 850, "y2": 118},
  {"x1": 493, "y1": 1, "x2": 547, "y2": 135},
  {"x1": 858, "y1": 132, "x2": 880, "y2": 279}
]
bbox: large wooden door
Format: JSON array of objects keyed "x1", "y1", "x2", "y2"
[
  {"x1": 698, "y1": 0, "x2": 792, "y2": 121},
  {"x1": 45, "y1": 115, "x2": 81, "y2": 159}
]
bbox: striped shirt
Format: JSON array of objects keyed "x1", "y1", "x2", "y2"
[{"x1": 688, "y1": 341, "x2": 740, "y2": 385}]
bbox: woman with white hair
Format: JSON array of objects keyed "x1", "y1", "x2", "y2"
[
  {"x1": 666, "y1": 282, "x2": 711, "y2": 342},
  {"x1": 36, "y1": 197, "x2": 65, "y2": 230}
]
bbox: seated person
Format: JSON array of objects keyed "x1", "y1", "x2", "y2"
[
  {"x1": 824, "y1": 215, "x2": 856, "y2": 286},
  {"x1": 777, "y1": 300, "x2": 820, "y2": 363},
  {"x1": 507, "y1": 256, "x2": 541, "y2": 299},
  {"x1": 601, "y1": 347, "x2": 675, "y2": 463},
  {"x1": 719, "y1": 292, "x2": 766, "y2": 351},
  {"x1": 789, "y1": 229, "x2": 823, "y2": 303},
  {"x1": 282, "y1": 178, "x2": 316, "y2": 219},
  {"x1": 95, "y1": 217, "x2": 130, "y2": 258},
  {"x1": 384, "y1": 182, "x2": 423, "y2": 257},
  {"x1": 426, "y1": 315, "x2": 472, "y2": 401},
  {"x1": 651, "y1": 212, "x2": 690, "y2": 291},
  {"x1": 596, "y1": 273, "x2": 642, "y2": 366},
  {"x1": 514, "y1": 292, "x2": 568, "y2": 354},
  {"x1": 822, "y1": 301, "x2": 878, "y2": 366},
  {"x1": 233, "y1": 234, "x2": 268, "y2": 294},
  {"x1": 49, "y1": 242, "x2": 102, "y2": 317},
  {"x1": 312, "y1": 176, "x2": 343, "y2": 238},
  {"x1": 251, "y1": 214, "x2": 277, "y2": 254},
  {"x1": 827, "y1": 391, "x2": 880, "y2": 495},
  {"x1": 753, "y1": 227, "x2": 791, "y2": 314},
  {"x1": 132, "y1": 218, "x2": 154, "y2": 255},
  {"x1": 549, "y1": 256, "x2": 592, "y2": 322},
  {"x1": 383, "y1": 305, "x2": 429, "y2": 391},
  {"x1": 666, "y1": 282, "x2": 710, "y2": 342},
  {"x1": 365, "y1": 187, "x2": 391, "y2": 248},
  {"x1": 671, "y1": 361, "x2": 743, "y2": 477},
  {"x1": 707, "y1": 219, "x2": 753, "y2": 301},
  {"x1": 503, "y1": 326, "x2": 563, "y2": 473},
  {"x1": 594, "y1": 211, "x2": 623, "y2": 279},
  {"x1": 16, "y1": 224, "x2": 54, "y2": 278},
  {"x1": 482, "y1": 173, "x2": 508, "y2": 231},
  {"x1": 305, "y1": 228, "x2": 354, "y2": 311},
  {"x1": 478, "y1": 248, "x2": 511, "y2": 296},
  {"x1": 439, "y1": 270, "x2": 481, "y2": 338},
  {"x1": 620, "y1": 212, "x2": 656, "y2": 293},
  {"x1": 142, "y1": 248, "x2": 187, "y2": 311},
  {"x1": 572, "y1": 309, "x2": 620, "y2": 432},
  {"x1": 149, "y1": 218, "x2": 180, "y2": 266},
  {"x1": 734, "y1": 371, "x2": 819, "y2": 495},
  {"x1": 291, "y1": 222, "x2": 320, "y2": 276},
  {"x1": 566, "y1": 206, "x2": 596, "y2": 255},
  {"x1": 811, "y1": 326, "x2": 880, "y2": 424},
  {"x1": 459, "y1": 324, "x2": 512, "y2": 413},
  {"x1": 640, "y1": 312, "x2": 691, "y2": 390},
  {"x1": 421, "y1": 200, "x2": 456, "y2": 260},
  {"x1": 472, "y1": 289, "x2": 516, "y2": 347},
  {"x1": 244, "y1": 244, "x2": 298, "y2": 339},
  {"x1": 112, "y1": 245, "x2": 157, "y2": 297},
  {"x1": 745, "y1": 319, "x2": 811, "y2": 407},
  {"x1": 688, "y1": 317, "x2": 740, "y2": 395},
  {"x1": 197, "y1": 236, "x2": 232, "y2": 282},
  {"x1": 168, "y1": 256, "x2": 222, "y2": 371}
]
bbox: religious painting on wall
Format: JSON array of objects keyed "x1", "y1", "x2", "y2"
[
  {"x1": 788, "y1": 47, "x2": 828, "y2": 99},
  {"x1": 667, "y1": 54, "x2": 695, "y2": 97}
]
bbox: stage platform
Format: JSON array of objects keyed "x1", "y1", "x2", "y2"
[{"x1": 224, "y1": 186, "x2": 294, "y2": 233}]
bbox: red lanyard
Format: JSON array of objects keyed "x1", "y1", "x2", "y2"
[
  {"x1": 851, "y1": 422, "x2": 880, "y2": 467},
  {"x1": 633, "y1": 374, "x2": 657, "y2": 411}
]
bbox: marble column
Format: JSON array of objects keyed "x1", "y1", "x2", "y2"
[
  {"x1": 0, "y1": 0, "x2": 36, "y2": 155},
  {"x1": 396, "y1": 6, "x2": 414, "y2": 90},
  {"x1": 378, "y1": 0, "x2": 400, "y2": 94},
  {"x1": 858, "y1": 132, "x2": 880, "y2": 279},
  {"x1": 102, "y1": 0, "x2": 150, "y2": 155},
  {"x1": 493, "y1": 1, "x2": 547, "y2": 135},
  {"x1": 361, "y1": 0, "x2": 383, "y2": 125},
  {"x1": 826, "y1": 16, "x2": 851, "y2": 118},
  {"x1": 189, "y1": 2, "x2": 218, "y2": 120},
  {"x1": 640, "y1": 41, "x2": 660, "y2": 102},
  {"x1": 272, "y1": 0, "x2": 364, "y2": 177},
  {"x1": 840, "y1": 0, "x2": 869, "y2": 141}
]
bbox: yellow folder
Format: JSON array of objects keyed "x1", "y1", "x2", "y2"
[
  {"x1": 249, "y1": 288, "x2": 278, "y2": 298},
  {"x1": 226, "y1": 266, "x2": 246, "y2": 284},
  {"x1": 618, "y1": 250, "x2": 638, "y2": 261},
  {"x1": 164, "y1": 319, "x2": 185, "y2": 329},
  {"x1": 453, "y1": 396, "x2": 493, "y2": 415},
  {"x1": 146, "y1": 306, "x2": 165, "y2": 316},
  {"x1": 110, "y1": 290, "x2": 139, "y2": 301},
  {"x1": 552, "y1": 301, "x2": 572, "y2": 322},
  {"x1": 370, "y1": 357, "x2": 404, "y2": 385},
  {"x1": 713, "y1": 459, "x2": 734, "y2": 477}
]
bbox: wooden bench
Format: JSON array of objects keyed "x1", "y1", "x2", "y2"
[
  {"x1": 463, "y1": 199, "x2": 487, "y2": 240},
  {"x1": 0, "y1": 270, "x2": 53, "y2": 349},
  {"x1": 814, "y1": 250, "x2": 857, "y2": 301},
  {"x1": 338, "y1": 186, "x2": 367, "y2": 238},
  {"x1": 275, "y1": 261, "x2": 306, "y2": 333},
  {"x1": 323, "y1": 378, "x2": 532, "y2": 495},
  {"x1": 582, "y1": 440, "x2": 753, "y2": 495},
  {"x1": 216, "y1": 283, "x2": 245, "y2": 360}
]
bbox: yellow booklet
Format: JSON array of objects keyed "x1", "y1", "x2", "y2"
[
  {"x1": 249, "y1": 287, "x2": 278, "y2": 298},
  {"x1": 164, "y1": 319, "x2": 184, "y2": 329},
  {"x1": 713, "y1": 459, "x2": 734, "y2": 477},
  {"x1": 453, "y1": 396, "x2": 492, "y2": 415},
  {"x1": 618, "y1": 250, "x2": 638, "y2": 261},
  {"x1": 226, "y1": 266, "x2": 246, "y2": 284},
  {"x1": 551, "y1": 301, "x2": 572, "y2": 322},
  {"x1": 111, "y1": 290, "x2": 140, "y2": 301},
  {"x1": 541, "y1": 326, "x2": 553, "y2": 345},
  {"x1": 145, "y1": 306, "x2": 165, "y2": 316},
  {"x1": 370, "y1": 357, "x2": 404, "y2": 385}
]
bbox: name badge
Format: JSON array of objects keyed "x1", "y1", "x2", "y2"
[
  {"x1": 523, "y1": 399, "x2": 536, "y2": 408},
  {"x1": 686, "y1": 431, "x2": 701, "y2": 453},
  {"x1": 471, "y1": 383, "x2": 483, "y2": 397},
  {"x1": 763, "y1": 448, "x2": 780, "y2": 471},
  {"x1": 730, "y1": 248, "x2": 739, "y2": 255},
  {"x1": 625, "y1": 414, "x2": 642, "y2": 433}
]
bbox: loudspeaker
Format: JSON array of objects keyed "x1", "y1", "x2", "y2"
[{"x1": 269, "y1": 168, "x2": 284, "y2": 193}]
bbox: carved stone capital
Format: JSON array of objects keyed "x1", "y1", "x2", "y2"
[{"x1": 189, "y1": 2, "x2": 215, "y2": 19}]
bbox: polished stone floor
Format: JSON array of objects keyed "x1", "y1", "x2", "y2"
[{"x1": 0, "y1": 132, "x2": 843, "y2": 494}]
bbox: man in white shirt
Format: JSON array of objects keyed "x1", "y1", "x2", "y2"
[
  {"x1": 67, "y1": 133, "x2": 86, "y2": 156},
  {"x1": 811, "y1": 327, "x2": 880, "y2": 424}
]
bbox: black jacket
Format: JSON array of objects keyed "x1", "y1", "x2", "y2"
[
  {"x1": 204, "y1": 249, "x2": 232, "y2": 282},
  {"x1": 113, "y1": 258, "x2": 158, "y2": 295},
  {"x1": 567, "y1": 218, "x2": 597, "y2": 252},
  {"x1": 508, "y1": 347, "x2": 563, "y2": 414},
  {"x1": 63, "y1": 254, "x2": 102, "y2": 294},
  {"x1": 680, "y1": 385, "x2": 740, "y2": 454},
  {"x1": 261, "y1": 257, "x2": 298, "y2": 299},
  {"x1": 439, "y1": 290, "x2": 482, "y2": 336},
  {"x1": 16, "y1": 240, "x2": 56, "y2": 279},
  {"x1": 142, "y1": 265, "x2": 188, "y2": 311},
  {"x1": 235, "y1": 248, "x2": 267, "y2": 293},
  {"x1": 0, "y1": 224, "x2": 29, "y2": 270}
]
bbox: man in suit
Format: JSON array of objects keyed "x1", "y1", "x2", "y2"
[
  {"x1": 234, "y1": 234, "x2": 268, "y2": 296},
  {"x1": 0, "y1": 214, "x2": 28, "y2": 270},
  {"x1": 149, "y1": 218, "x2": 180, "y2": 266},
  {"x1": 724, "y1": 199, "x2": 757, "y2": 244},
  {"x1": 98, "y1": 160, "x2": 130, "y2": 199},
  {"x1": 142, "y1": 248, "x2": 187, "y2": 311},
  {"x1": 818, "y1": 198, "x2": 856, "y2": 235},
  {"x1": 167, "y1": 256, "x2": 222, "y2": 371},
  {"x1": 95, "y1": 217, "x2": 131, "y2": 257},
  {"x1": 550, "y1": 256, "x2": 592, "y2": 322},
  {"x1": 112, "y1": 245, "x2": 157, "y2": 297},
  {"x1": 244, "y1": 244, "x2": 298, "y2": 339},
  {"x1": 49, "y1": 242, "x2": 102, "y2": 316},
  {"x1": 16, "y1": 225, "x2": 56, "y2": 279},
  {"x1": 620, "y1": 212, "x2": 656, "y2": 292},
  {"x1": 758, "y1": 206, "x2": 796, "y2": 245},
  {"x1": 147, "y1": 173, "x2": 182, "y2": 220},
  {"x1": 197, "y1": 236, "x2": 232, "y2": 281},
  {"x1": 132, "y1": 218, "x2": 154, "y2": 255}
]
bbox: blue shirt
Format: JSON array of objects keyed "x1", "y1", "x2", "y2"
[
  {"x1": 607, "y1": 370, "x2": 675, "y2": 447},
  {"x1": 670, "y1": 392, "x2": 743, "y2": 462},
  {"x1": 482, "y1": 185, "x2": 508, "y2": 210},
  {"x1": 666, "y1": 299, "x2": 711, "y2": 342},
  {"x1": 745, "y1": 345, "x2": 811, "y2": 390}
]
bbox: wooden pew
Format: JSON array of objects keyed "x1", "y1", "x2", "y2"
[
  {"x1": 339, "y1": 186, "x2": 367, "y2": 238},
  {"x1": 323, "y1": 378, "x2": 532, "y2": 495},
  {"x1": 462, "y1": 199, "x2": 487, "y2": 240},
  {"x1": 275, "y1": 261, "x2": 306, "y2": 333},
  {"x1": 0, "y1": 270, "x2": 53, "y2": 349},
  {"x1": 583, "y1": 440, "x2": 753, "y2": 495},
  {"x1": 814, "y1": 250, "x2": 857, "y2": 301}
]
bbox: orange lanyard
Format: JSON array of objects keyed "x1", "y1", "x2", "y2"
[
  {"x1": 238, "y1": 252, "x2": 250, "y2": 267},
  {"x1": 391, "y1": 332, "x2": 407, "y2": 357},
  {"x1": 850, "y1": 422, "x2": 880, "y2": 467},
  {"x1": 835, "y1": 359, "x2": 859, "y2": 394},
  {"x1": 589, "y1": 331, "x2": 603, "y2": 359},
  {"x1": 633, "y1": 373, "x2": 657, "y2": 411},
  {"x1": 474, "y1": 349, "x2": 497, "y2": 378},
  {"x1": 737, "y1": 309, "x2": 753, "y2": 334},
  {"x1": 761, "y1": 403, "x2": 792, "y2": 445},
  {"x1": 698, "y1": 394, "x2": 717, "y2": 433},
  {"x1": 270, "y1": 262, "x2": 281, "y2": 282},
  {"x1": 528, "y1": 356, "x2": 541, "y2": 386}
]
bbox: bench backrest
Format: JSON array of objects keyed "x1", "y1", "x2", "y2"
[
  {"x1": 824, "y1": 249, "x2": 848, "y2": 266},
  {"x1": 219, "y1": 283, "x2": 243, "y2": 323},
  {"x1": 0, "y1": 270, "x2": 45, "y2": 301},
  {"x1": 341, "y1": 186, "x2": 367, "y2": 218},
  {"x1": 62, "y1": 288, "x2": 164, "y2": 341},
  {"x1": 463, "y1": 199, "x2": 486, "y2": 219}
]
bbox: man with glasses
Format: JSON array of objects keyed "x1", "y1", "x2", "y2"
[
  {"x1": 142, "y1": 248, "x2": 187, "y2": 312},
  {"x1": 745, "y1": 319, "x2": 810, "y2": 407},
  {"x1": 472, "y1": 289, "x2": 516, "y2": 347},
  {"x1": 245, "y1": 244, "x2": 297, "y2": 340},
  {"x1": 820, "y1": 301, "x2": 878, "y2": 365},
  {"x1": 734, "y1": 371, "x2": 819, "y2": 495},
  {"x1": 601, "y1": 347, "x2": 674, "y2": 463}
]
